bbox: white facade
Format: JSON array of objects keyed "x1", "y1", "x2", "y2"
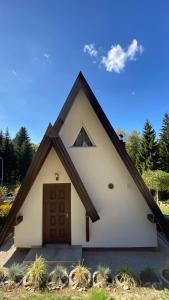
[{"x1": 15, "y1": 88, "x2": 157, "y2": 248}]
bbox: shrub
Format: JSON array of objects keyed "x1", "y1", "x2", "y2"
[
  {"x1": 7, "y1": 263, "x2": 26, "y2": 283},
  {"x1": 115, "y1": 266, "x2": 138, "y2": 289},
  {"x1": 0, "y1": 203, "x2": 12, "y2": 217},
  {"x1": 24, "y1": 256, "x2": 48, "y2": 290},
  {"x1": 50, "y1": 265, "x2": 68, "y2": 285},
  {"x1": 140, "y1": 267, "x2": 159, "y2": 284},
  {"x1": 87, "y1": 289, "x2": 108, "y2": 300},
  {"x1": 93, "y1": 265, "x2": 112, "y2": 287},
  {"x1": 0, "y1": 186, "x2": 7, "y2": 203},
  {"x1": 97, "y1": 265, "x2": 111, "y2": 283},
  {"x1": 69, "y1": 264, "x2": 91, "y2": 288},
  {"x1": 0, "y1": 265, "x2": 7, "y2": 282}
]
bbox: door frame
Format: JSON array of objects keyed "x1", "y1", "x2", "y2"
[{"x1": 42, "y1": 183, "x2": 71, "y2": 244}]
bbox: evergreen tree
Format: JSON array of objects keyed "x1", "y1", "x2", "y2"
[
  {"x1": 13, "y1": 127, "x2": 33, "y2": 182},
  {"x1": 0, "y1": 130, "x2": 4, "y2": 156},
  {"x1": 19, "y1": 140, "x2": 33, "y2": 181},
  {"x1": 14, "y1": 126, "x2": 29, "y2": 147},
  {"x1": 126, "y1": 130, "x2": 140, "y2": 166},
  {"x1": 159, "y1": 113, "x2": 169, "y2": 172},
  {"x1": 137, "y1": 120, "x2": 159, "y2": 173},
  {"x1": 2, "y1": 129, "x2": 16, "y2": 184},
  {"x1": 0, "y1": 130, "x2": 4, "y2": 185}
]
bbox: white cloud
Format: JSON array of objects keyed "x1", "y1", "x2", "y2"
[
  {"x1": 43, "y1": 53, "x2": 52, "y2": 64},
  {"x1": 84, "y1": 44, "x2": 98, "y2": 57},
  {"x1": 127, "y1": 39, "x2": 144, "y2": 60},
  {"x1": 101, "y1": 44, "x2": 126, "y2": 73},
  {"x1": 101, "y1": 39, "x2": 143, "y2": 73}
]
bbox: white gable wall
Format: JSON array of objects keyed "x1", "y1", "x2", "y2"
[
  {"x1": 59, "y1": 90, "x2": 157, "y2": 247},
  {"x1": 14, "y1": 148, "x2": 86, "y2": 248}
]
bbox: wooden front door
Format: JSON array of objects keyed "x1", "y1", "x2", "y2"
[{"x1": 43, "y1": 183, "x2": 71, "y2": 244}]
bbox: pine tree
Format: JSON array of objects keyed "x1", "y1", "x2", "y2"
[
  {"x1": 159, "y1": 113, "x2": 169, "y2": 172},
  {"x1": 137, "y1": 120, "x2": 159, "y2": 173},
  {"x1": 0, "y1": 130, "x2": 4, "y2": 185},
  {"x1": 2, "y1": 129, "x2": 16, "y2": 184},
  {"x1": 0, "y1": 130, "x2": 4, "y2": 156},
  {"x1": 13, "y1": 127, "x2": 33, "y2": 182},
  {"x1": 19, "y1": 141, "x2": 33, "y2": 181},
  {"x1": 126, "y1": 130, "x2": 140, "y2": 166},
  {"x1": 14, "y1": 127, "x2": 29, "y2": 147}
]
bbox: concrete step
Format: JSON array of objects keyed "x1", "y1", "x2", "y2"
[{"x1": 23, "y1": 244, "x2": 82, "y2": 268}]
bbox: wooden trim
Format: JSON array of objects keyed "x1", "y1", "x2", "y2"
[
  {"x1": 53, "y1": 72, "x2": 169, "y2": 242},
  {"x1": 86, "y1": 213, "x2": 89, "y2": 242},
  {"x1": 51, "y1": 136, "x2": 99, "y2": 222}
]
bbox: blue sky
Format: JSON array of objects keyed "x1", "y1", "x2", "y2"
[{"x1": 0, "y1": 0, "x2": 169, "y2": 143}]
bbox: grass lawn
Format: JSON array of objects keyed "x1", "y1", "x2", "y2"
[{"x1": 1, "y1": 288, "x2": 169, "y2": 300}]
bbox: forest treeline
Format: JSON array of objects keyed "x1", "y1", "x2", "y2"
[
  {"x1": 124, "y1": 113, "x2": 169, "y2": 174},
  {"x1": 0, "y1": 127, "x2": 37, "y2": 185},
  {"x1": 0, "y1": 112, "x2": 169, "y2": 186}
]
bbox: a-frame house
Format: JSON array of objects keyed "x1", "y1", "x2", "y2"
[{"x1": 0, "y1": 72, "x2": 169, "y2": 249}]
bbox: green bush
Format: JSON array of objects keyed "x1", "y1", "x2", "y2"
[
  {"x1": 51, "y1": 265, "x2": 66, "y2": 284},
  {"x1": 7, "y1": 263, "x2": 25, "y2": 283}
]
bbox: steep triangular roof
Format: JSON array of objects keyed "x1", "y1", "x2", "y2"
[
  {"x1": 54, "y1": 71, "x2": 169, "y2": 241},
  {"x1": 0, "y1": 124, "x2": 99, "y2": 246}
]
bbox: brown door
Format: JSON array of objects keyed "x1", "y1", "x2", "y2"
[{"x1": 43, "y1": 183, "x2": 71, "y2": 244}]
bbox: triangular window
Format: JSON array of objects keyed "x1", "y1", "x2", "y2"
[{"x1": 73, "y1": 127, "x2": 94, "y2": 147}]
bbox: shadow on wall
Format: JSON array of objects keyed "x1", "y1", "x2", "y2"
[
  {"x1": 4, "y1": 248, "x2": 29, "y2": 268},
  {"x1": 0, "y1": 234, "x2": 14, "y2": 252},
  {"x1": 0, "y1": 235, "x2": 29, "y2": 267}
]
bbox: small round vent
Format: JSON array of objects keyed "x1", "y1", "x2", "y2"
[{"x1": 108, "y1": 183, "x2": 114, "y2": 189}]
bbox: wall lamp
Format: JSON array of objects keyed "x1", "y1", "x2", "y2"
[{"x1": 55, "y1": 172, "x2": 59, "y2": 181}]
